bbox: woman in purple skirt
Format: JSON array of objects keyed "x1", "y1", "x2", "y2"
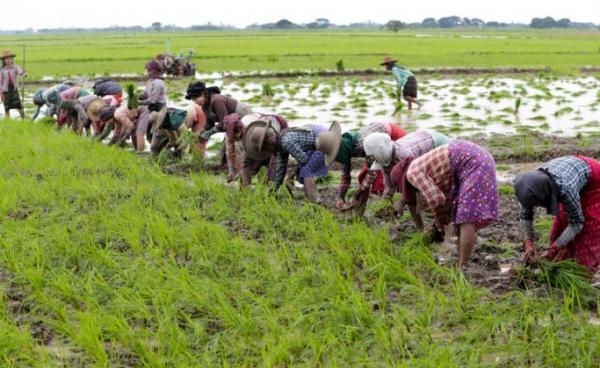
[{"x1": 406, "y1": 139, "x2": 499, "y2": 269}]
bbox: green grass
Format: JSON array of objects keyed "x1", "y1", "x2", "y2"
[
  {"x1": 0, "y1": 29, "x2": 599, "y2": 78},
  {"x1": 0, "y1": 121, "x2": 599, "y2": 366}
]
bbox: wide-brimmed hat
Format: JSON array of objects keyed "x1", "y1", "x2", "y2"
[
  {"x1": 100, "y1": 106, "x2": 117, "y2": 122},
  {"x1": 380, "y1": 56, "x2": 398, "y2": 66},
  {"x1": 1, "y1": 50, "x2": 16, "y2": 59},
  {"x1": 86, "y1": 99, "x2": 107, "y2": 122},
  {"x1": 241, "y1": 112, "x2": 262, "y2": 126},
  {"x1": 315, "y1": 121, "x2": 342, "y2": 165},
  {"x1": 243, "y1": 120, "x2": 278, "y2": 161}
]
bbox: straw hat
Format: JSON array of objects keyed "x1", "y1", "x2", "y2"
[
  {"x1": 243, "y1": 120, "x2": 278, "y2": 161},
  {"x1": 315, "y1": 121, "x2": 342, "y2": 165},
  {"x1": 380, "y1": 55, "x2": 398, "y2": 66},
  {"x1": 1, "y1": 50, "x2": 16, "y2": 59},
  {"x1": 86, "y1": 99, "x2": 107, "y2": 122}
]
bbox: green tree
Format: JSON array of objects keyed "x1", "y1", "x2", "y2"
[{"x1": 385, "y1": 20, "x2": 406, "y2": 33}]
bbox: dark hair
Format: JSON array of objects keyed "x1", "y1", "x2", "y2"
[
  {"x1": 207, "y1": 86, "x2": 221, "y2": 96},
  {"x1": 185, "y1": 81, "x2": 207, "y2": 100}
]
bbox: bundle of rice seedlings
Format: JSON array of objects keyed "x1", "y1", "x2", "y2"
[
  {"x1": 336, "y1": 59, "x2": 345, "y2": 72},
  {"x1": 393, "y1": 100, "x2": 404, "y2": 115},
  {"x1": 176, "y1": 129, "x2": 199, "y2": 154},
  {"x1": 262, "y1": 83, "x2": 274, "y2": 98},
  {"x1": 516, "y1": 259, "x2": 598, "y2": 299},
  {"x1": 126, "y1": 84, "x2": 139, "y2": 109}
]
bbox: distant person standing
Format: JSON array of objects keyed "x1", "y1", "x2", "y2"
[
  {"x1": 381, "y1": 56, "x2": 422, "y2": 110},
  {"x1": 0, "y1": 50, "x2": 26, "y2": 119}
]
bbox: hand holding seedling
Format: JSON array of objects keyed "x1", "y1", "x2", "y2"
[
  {"x1": 523, "y1": 239, "x2": 536, "y2": 265},
  {"x1": 540, "y1": 245, "x2": 569, "y2": 262}
]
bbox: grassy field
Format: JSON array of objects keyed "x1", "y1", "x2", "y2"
[
  {"x1": 0, "y1": 121, "x2": 599, "y2": 366},
  {"x1": 0, "y1": 29, "x2": 599, "y2": 79}
]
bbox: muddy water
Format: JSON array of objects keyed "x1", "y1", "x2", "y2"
[
  {"x1": 7, "y1": 76, "x2": 599, "y2": 153},
  {"x1": 210, "y1": 77, "x2": 599, "y2": 136}
]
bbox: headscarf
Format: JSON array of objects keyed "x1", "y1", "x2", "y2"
[
  {"x1": 514, "y1": 170, "x2": 559, "y2": 216},
  {"x1": 363, "y1": 132, "x2": 394, "y2": 167},
  {"x1": 145, "y1": 59, "x2": 164, "y2": 79}
]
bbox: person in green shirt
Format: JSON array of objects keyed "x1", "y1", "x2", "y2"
[{"x1": 381, "y1": 56, "x2": 422, "y2": 110}]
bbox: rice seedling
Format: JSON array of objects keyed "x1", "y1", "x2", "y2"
[{"x1": 261, "y1": 83, "x2": 274, "y2": 98}]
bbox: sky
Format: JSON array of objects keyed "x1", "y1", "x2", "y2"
[{"x1": 6, "y1": 0, "x2": 599, "y2": 30}]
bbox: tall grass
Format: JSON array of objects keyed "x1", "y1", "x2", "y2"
[{"x1": 0, "y1": 121, "x2": 598, "y2": 366}]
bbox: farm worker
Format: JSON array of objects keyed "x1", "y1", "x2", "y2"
[
  {"x1": 43, "y1": 82, "x2": 77, "y2": 117},
  {"x1": 195, "y1": 83, "x2": 253, "y2": 140},
  {"x1": 93, "y1": 78, "x2": 123, "y2": 105},
  {"x1": 405, "y1": 139, "x2": 498, "y2": 269},
  {"x1": 236, "y1": 113, "x2": 289, "y2": 186},
  {"x1": 150, "y1": 105, "x2": 207, "y2": 157},
  {"x1": 333, "y1": 122, "x2": 407, "y2": 210},
  {"x1": 46, "y1": 86, "x2": 91, "y2": 115},
  {"x1": 357, "y1": 129, "x2": 450, "y2": 221},
  {"x1": 96, "y1": 104, "x2": 140, "y2": 147},
  {"x1": 380, "y1": 56, "x2": 422, "y2": 110},
  {"x1": 244, "y1": 122, "x2": 341, "y2": 204},
  {"x1": 95, "y1": 87, "x2": 142, "y2": 147},
  {"x1": 32, "y1": 83, "x2": 73, "y2": 120},
  {"x1": 56, "y1": 96, "x2": 105, "y2": 135},
  {"x1": 187, "y1": 82, "x2": 254, "y2": 180},
  {"x1": 0, "y1": 50, "x2": 26, "y2": 119},
  {"x1": 88, "y1": 95, "x2": 120, "y2": 135},
  {"x1": 49, "y1": 86, "x2": 92, "y2": 116},
  {"x1": 514, "y1": 156, "x2": 600, "y2": 271},
  {"x1": 136, "y1": 59, "x2": 168, "y2": 151}
]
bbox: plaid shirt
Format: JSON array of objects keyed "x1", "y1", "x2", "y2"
[
  {"x1": 521, "y1": 156, "x2": 590, "y2": 246},
  {"x1": 338, "y1": 123, "x2": 390, "y2": 199},
  {"x1": 383, "y1": 130, "x2": 435, "y2": 194},
  {"x1": 273, "y1": 128, "x2": 318, "y2": 188},
  {"x1": 406, "y1": 144, "x2": 452, "y2": 225}
]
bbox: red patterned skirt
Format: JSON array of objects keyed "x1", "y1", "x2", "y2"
[{"x1": 550, "y1": 156, "x2": 600, "y2": 270}]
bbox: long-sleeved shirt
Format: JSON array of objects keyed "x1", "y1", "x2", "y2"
[
  {"x1": 141, "y1": 78, "x2": 166, "y2": 105},
  {"x1": 520, "y1": 156, "x2": 590, "y2": 247},
  {"x1": 380, "y1": 130, "x2": 442, "y2": 196},
  {"x1": 209, "y1": 94, "x2": 238, "y2": 126},
  {"x1": 94, "y1": 80, "x2": 122, "y2": 96},
  {"x1": 0, "y1": 65, "x2": 24, "y2": 92},
  {"x1": 273, "y1": 128, "x2": 319, "y2": 188},
  {"x1": 391, "y1": 66, "x2": 414, "y2": 90},
  {"x1": 60, "y1": 87, "x2": 90, "y2": 101},
  {"x1": 337, "y1": 122, "x2": 390, "y2": 200}
]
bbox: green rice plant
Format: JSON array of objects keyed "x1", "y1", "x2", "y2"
[
  {"x1": 308, "y1": 81, "x2": 319, "y2": 95},
  {"x1": 516, "y1": 260, "x2": 598, "y2": 302},
  {"x1": 125, "y1": 84, "x2": 139, "y2": 109},
  {"x1": 514, "y1": 96, "x2": 522, "y2": 114},
  {"x1": 262, "y1": 83, "x2": 274, "y2": 98},
  {"x1": 176, "y1": 129, "x2": 200, "y2": 155},
  {"x1": 336, "y1": 59, "x2": 345, "y2": 72}
]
